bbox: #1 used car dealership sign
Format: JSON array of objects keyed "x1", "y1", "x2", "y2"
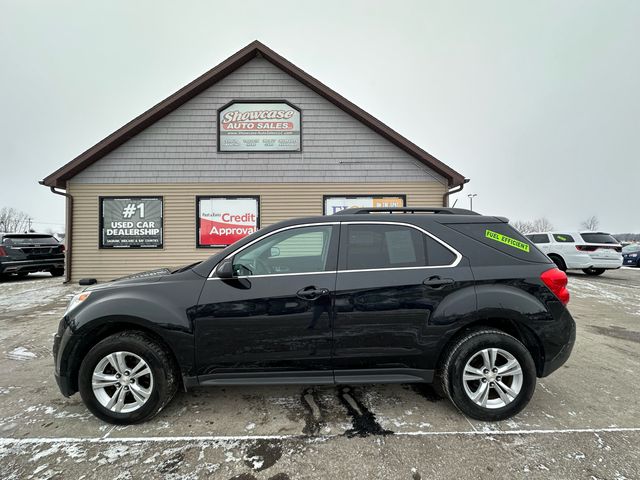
[
  {"x1": 100, "y1": 197, "x2": 163, "y2": 248},
  {"x1": 218, "y1": 102, "x2": 301, "y2": 152}
]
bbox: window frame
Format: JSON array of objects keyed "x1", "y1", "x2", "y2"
[
  {"x1": 211, "y1": 222, "x2": 340, "y2": 278},
  {"x1": 337, "y1": 221, "x2": 461, "y2": 272}
]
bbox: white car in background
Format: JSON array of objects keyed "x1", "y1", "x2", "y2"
[{"x1": 525, "y1": 231, "x2": 623, "y2": 276}]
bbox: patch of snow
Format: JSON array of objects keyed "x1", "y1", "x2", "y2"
[{"x1": 6, "y1": 347, "x2": 37, "y2": 361}]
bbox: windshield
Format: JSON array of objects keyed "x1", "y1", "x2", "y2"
[
  {"x1": 580, "y1": 233, "x2": 618, "y2": 244},
  {"x1": 622, "y1": 244, "x2": 640, "y2": 253},
  {"x1": 2, "y1": 235, "x2": 59, "y2": 246}
]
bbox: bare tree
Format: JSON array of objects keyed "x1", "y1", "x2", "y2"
[
  {"x1": 511, "y1": 220, "x2": 535, "y2": 234},
  {"x1": 0, "y1": 207, "x2": 31, "y2": 233},
  {"x1": 532, "y1": 217, "x2": 554, "y2": 232},
  {"x1": 580, "y1": 215, "x2": 600, "y2": 231}
]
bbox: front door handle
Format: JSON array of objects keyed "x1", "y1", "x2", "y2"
[
  {"x1": 422, "y1": 276, "x2": 454, "y2": 289},
  {"x1": 296, "y1": 286, "x2": 330, "y2": 300}
]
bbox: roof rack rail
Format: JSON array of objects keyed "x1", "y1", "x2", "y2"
[{"x1": 334, "y1": 207, "x2": 479, "y2": 215}]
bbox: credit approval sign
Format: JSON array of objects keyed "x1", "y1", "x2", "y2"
[
  {"x1": 197, "y1": 197, "x2": 259, "y2": 247},
  {"x1": 218, "y1": 102, "x2": 301, "y2": 152}
]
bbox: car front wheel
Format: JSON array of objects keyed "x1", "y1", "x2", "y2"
[
  {"x1": 78, "y1": 331, "x2": 178, "y2": 424},
  {"x1": 439, "y1": 329, "x2": 536, "y2": 421}
]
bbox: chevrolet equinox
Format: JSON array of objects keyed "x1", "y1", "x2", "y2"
[{"x1": 53, "y1": 207, "x2": 575, "y2": 424}]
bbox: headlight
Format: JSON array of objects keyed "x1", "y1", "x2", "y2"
[
  {"x1": 65, "y1": 291, "x2": 92, "y2": 314},
  {"x1": 631, "y1": 253, "x2": 638, "y2": 257}
]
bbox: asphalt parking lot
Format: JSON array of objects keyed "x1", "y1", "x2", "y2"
[{"x1": 0, "y1": 269, "x2": 639, "y2": 479}]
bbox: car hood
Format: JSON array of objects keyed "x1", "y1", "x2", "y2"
[{"x1": 85, "y1": 268, "x2": 170, "y2": 292}]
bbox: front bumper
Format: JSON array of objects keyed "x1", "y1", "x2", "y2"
[
  {"x1": 53, "y1": 316, "x2": 77, "y2": 397},
  {"x1": 623, "y1": 257, "x2": 639, "y2": 266},
  {"x1": 0, "y1": 258, "x2": 64, "y2": 274}
]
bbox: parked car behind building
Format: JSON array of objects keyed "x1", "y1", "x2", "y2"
[
  {"x1": 0, "y1": 233, "x2": 65, "y2": 278},
  {"x1": 525, "y1": 231, "x2": 622, "y2": 275}
]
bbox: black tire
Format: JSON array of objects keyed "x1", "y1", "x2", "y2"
[
  {"x1": 78, "y1": 331, "x2": 178, "y2": 424},
  {"x1": 51, "y1": 268, "x2": 65, "y2": 277},
  {"x1": 582, "y1": 268, "x2": 605, "y2": 276},
  {"x1": 438, "y1": 329, "x2": 536, "y2": 421},
  {"x1": 548, "y1": 255, "x2": 566, "y2": 272}
]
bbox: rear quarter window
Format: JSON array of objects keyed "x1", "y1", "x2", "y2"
[
  {"x1": 553, "y1": 234, "x2": 574, "y2": 243},
  {"x1": 447, "y1": 223, "x2": 550, "y2": 263}
]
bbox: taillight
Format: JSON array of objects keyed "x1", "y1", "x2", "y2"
[
  {"x1": 0, "y1": 246, "x2": 6, "y2": 256},
  {"x1": 541, "y1": 268, "x2": 570, "y2": 305},
  {"x1": 576, "y1": 245, "x2": 597, "y2": 252}
]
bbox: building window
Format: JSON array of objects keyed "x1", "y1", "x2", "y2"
[
  {"x1": 99, "y1": 197, "x2": 163, "y2": 249},
  {"x1": 323, "y1": 195, "x2": 406, "y2": 215},
  {"x1": 197, "y1": 196, "x2": 260, "y2": 248}
]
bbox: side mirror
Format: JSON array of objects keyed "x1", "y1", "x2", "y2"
[
  {"x1": 216, "y1": 259, "x2": 234, "y2": 279},
  {"x1": 270, "y1": 246, "x2": 280, "y2": 257}
]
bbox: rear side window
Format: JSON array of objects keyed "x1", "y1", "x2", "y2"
[
  {"x1": 527, "y1": 234, "x2": 550, "y2": 244},
  {"x1": 580, "y1": 233, "x2": 618, "y2": 244},
  {"x1": 449, "y1": 223, "x2": 550, "y2": 263},
  {"x1": 553, "y1": 234, "x2": 574, "y2": 243},
  {"x1": 2, "y1": 235, "x2": 59, "y2": 246},
  {"x1": 343, "y1": 224, "x2": 456, "y2": 270}
]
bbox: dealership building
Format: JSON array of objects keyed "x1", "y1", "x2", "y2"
[{"x1": 41, "y1": 41, "x2": 467, "y2": 283}]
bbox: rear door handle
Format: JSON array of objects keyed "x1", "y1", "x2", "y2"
[
  {"x1": 296, "y1": 286, "x2": 330, "y2": 300},
  {"x1": 422, "y1": 276, "x2": 454, "y2": 289}
]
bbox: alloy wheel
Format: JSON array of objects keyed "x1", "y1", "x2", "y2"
[
  {"x1": 462, "y1": 348, "x2": 523, "y2": 409},
  {"x1": 91, "y1": 351, "x2": 154, "y2": 413}
]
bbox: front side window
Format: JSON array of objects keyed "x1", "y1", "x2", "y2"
[
  {"x1": 232, "y1": 225, "x2": 333, "y2": 276},
  {"x1": 527, "y1": 234, "x2": 550, "y2": 244},
  {"x1": 343, "y1": 224, "x2": 455, "y2": 270}
]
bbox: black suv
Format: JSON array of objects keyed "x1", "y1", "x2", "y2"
[
  {"x1": 0, "y1": 233, "x2": 65, "y2": 278},
  {"x1": 53, "y1": 208, "x2": 575, "y2": 424}
]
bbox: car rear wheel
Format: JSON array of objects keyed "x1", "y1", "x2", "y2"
[
  {"x1": 439, "y1": 329, "x2": 536, "y2": 421},
  {"x1": 51, "y1": 268, "x2": 64, "y2": 277},
  {"x1": 582, "y1": 268, "x2": 605, "y2": 276},
  {"x1": 548, "y1": 255, "x2": 566, "y2": 272},
  {"x1": 78, "y1": 331, "x2": 178, "y2": 424}
]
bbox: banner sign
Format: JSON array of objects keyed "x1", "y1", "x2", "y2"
[
  {"x1": 100, "y1": 197, "x2": 163, "y2": 248},
  {"x1": 197, "y1": 197, "x2": 260, "y2": 247},
  {"x1": 218, "y1": 102, "x2": 301, "y2": 152},
  {"x1": 323, "y1": 195, "x2": 406, "y2": 215}
]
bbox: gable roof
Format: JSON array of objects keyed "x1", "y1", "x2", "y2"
[{"x1": 41, "y1": 40, "x2": 466, "y2": 189}]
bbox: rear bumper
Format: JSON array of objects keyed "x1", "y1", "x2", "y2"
[
  {"x1": 0, "y1": 258, "x2": 64, "y2": 274},
  {"x1": 540, "y1": 306, "x2": 576, "y2": 377}
]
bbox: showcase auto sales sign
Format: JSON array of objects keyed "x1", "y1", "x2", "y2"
[
  {"x1": 198, "y1": 197, "x2": 259, "y2": 247},
  {"x1": 219, "y1": 102, "x2": 301, "y2": 151}
]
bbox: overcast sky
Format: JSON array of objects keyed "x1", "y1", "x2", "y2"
[{"x1": 1, "y1": 0, "x2": 638, "y2": 233}]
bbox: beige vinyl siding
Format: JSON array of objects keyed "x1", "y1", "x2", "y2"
[{"x1": 68, "y1": 181, "x2": 446, "y2": 282}]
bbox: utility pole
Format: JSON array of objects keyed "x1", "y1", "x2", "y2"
[{"x1": 467, "y1": 193, "x2": 477, "y2": 211}]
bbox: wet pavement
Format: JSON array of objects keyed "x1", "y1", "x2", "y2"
[{"x1": 0, "y1": 269, "x2": 639, "y2": 479}]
